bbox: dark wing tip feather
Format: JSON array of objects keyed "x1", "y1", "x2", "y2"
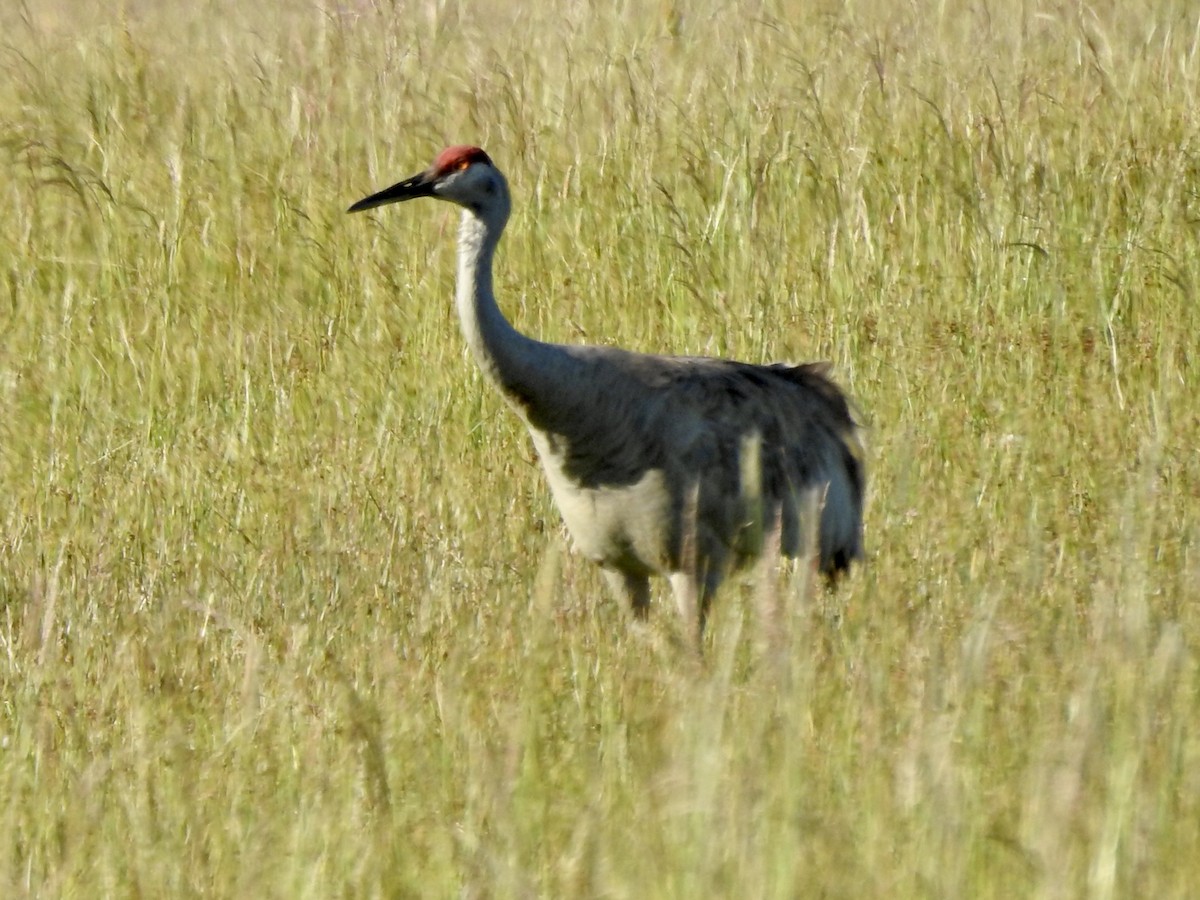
[
  {"x1": 761, "y1": 360, "x2": 867, "y2": 509},
  {"x1": 763, "y1": 362, "x2": 858, "y2": 425}
]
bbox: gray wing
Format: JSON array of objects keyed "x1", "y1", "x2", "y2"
[{"x1": 527, "y1": 346, "x2": 865, "y2": 572}]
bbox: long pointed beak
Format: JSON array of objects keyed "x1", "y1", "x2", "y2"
[{"x1": 347, "y1": 171, "x2": 435, "y2": 213}]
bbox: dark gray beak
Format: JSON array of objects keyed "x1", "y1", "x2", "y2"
[{"x1": 347, "y1": 171, "x2": 435, "y2": 213}]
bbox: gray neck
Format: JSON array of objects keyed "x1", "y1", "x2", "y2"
[{"x1": 454, "y1": 209, "x2": 568, "y2": 415}]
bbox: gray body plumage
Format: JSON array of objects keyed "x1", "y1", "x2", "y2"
[
  {"x1": 350, "y1": 146, "x2": 865, "y2": 639},
  {"x1": 518, "y1": 345, "x2": 863, "y2": 578}
]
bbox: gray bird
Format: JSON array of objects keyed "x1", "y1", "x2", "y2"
[{"x1": 349, "y1": 145, "x2": 865, "y2": 643}]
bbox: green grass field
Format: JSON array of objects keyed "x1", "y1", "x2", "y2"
[{"x1": 2, "y1": 0, "x2": 1199, "y2": 895}]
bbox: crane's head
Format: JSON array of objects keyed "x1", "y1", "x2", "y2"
[{"x1": 347, "y1": 145, "x2": 509, "y2": 222}]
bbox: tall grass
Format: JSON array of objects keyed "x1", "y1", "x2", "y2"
[{"x1": 2, "y1": 0, "x2": 1198, "y2": 895}]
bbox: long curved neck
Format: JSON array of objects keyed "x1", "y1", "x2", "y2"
[{"x1": 455, "y1": 209, "x2": 568, "y2": 414}]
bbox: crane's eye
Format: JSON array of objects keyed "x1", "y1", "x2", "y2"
[{"x1": 456, "y1": 160, "x2": 471, "y2": 171}]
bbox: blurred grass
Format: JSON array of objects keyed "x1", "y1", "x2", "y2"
[{"x1": 2, "y1": 0, "x2": 1199, "y2": 896}]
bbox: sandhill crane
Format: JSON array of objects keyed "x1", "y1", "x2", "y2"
[{"x1": 348, "y1": 145, "x2": 865, "y2": 643}]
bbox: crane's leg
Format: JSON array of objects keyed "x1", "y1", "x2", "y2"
[
  {"x1": 603, "y1": 569, "x2": 651, "y2": 620},
  {"x1": 668, "y1": 568, "x2": 720, "y2": 653},
  {"x1": 671, "y1": 480, "x2": 704, "y2": 650},
  {"x1": 668, "y1": 572, "x2": 700, "y2": 643}
]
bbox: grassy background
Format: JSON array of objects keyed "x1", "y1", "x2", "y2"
[{"x1": 2, "y1": 0, "x2": 1199, "y2": 895}]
